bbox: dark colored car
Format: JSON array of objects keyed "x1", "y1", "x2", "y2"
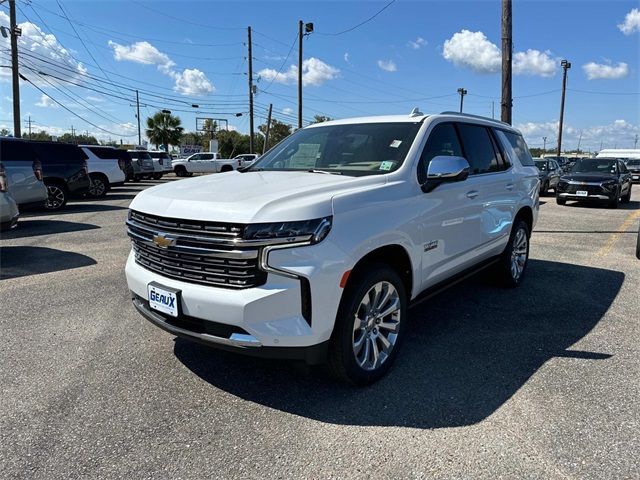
[
  {"x1": 625, "y1": 159, "x2": 640, "y2": 183},
  {"x1": 114, "y1": 149, "x2": 135, "y2": 181},
  {"x1": 28, "y1": 141, "x2": 91, "y2": 210},
  {"x1": 556, "y1": 158, "x2": 632, "y2": 208},
  {"x1": 544, "y1": 156, "x2": 572, "y2": 173},
  {"x1": 534, "y1": 158, "x2": 561, "y2": 195}
]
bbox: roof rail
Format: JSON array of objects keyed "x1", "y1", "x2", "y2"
[{"x1": 438, "y1": 111, "x2": 510, "y2": 126}]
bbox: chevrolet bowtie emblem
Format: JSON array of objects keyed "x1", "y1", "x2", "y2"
[{"x1": 152, "y1": 234, "x2": 176, "y2": 248}]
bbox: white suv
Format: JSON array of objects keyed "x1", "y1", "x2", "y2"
[
  {"x1": 125, "y1": 111, "x2": 539, "y2": 384},
  {"x1": 80, "y1": 145, "x2": 126, "y2": 197}
]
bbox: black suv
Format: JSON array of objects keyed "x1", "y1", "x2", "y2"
[
  {"x1": 626, "y1": 159, "x2": 640, "y2": 183},
  {"x1": 28, "y1": 141, "x2": 91, "y2": 210}
]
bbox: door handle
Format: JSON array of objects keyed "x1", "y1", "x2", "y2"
[
  {"x1": 506, "y1": 183, "x2": 515, "y2": 190},
  {"x1": 466, "y1": 190, "x2": 479, "y2": 199}
]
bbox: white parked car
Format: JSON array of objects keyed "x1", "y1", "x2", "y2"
[
  {"x1": 148, "y1": 151, "x2": 173, "y2": 178},
  {"x1": 125, "y1": 111, "x2": 539, "y2": 384},
  {"x1": 80, "y1": 145, "x2": 127, "y2": 197},
  {"x1": 171, "y1": 152, "x2": 241, "y2": 177},
  {"x1": 234, "y1": 153, "x2": 259, "y2": 168}
]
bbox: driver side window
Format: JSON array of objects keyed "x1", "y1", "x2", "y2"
[{"x1": 418, "y1": 123, "x2": 463, "y2": 182}]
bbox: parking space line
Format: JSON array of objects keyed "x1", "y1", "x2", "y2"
[{"x1": 596, "y1": 209, "x2": 640, "y2": 257}]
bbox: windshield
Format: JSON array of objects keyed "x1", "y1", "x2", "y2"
[
  {"x1": 534, "y1": 160, "x2": 547, "y2": 171},
  {"x1": 150, "y1": 152, "x2": 170, "y2": 159},
  {"x1": 249, "y1": 122, "x2": 422, "y2": 176},
  {"x1": 129, "y1": 151, "x2": 152, "y2": 161},
  {"x1": 571, "y1": 159, "x2": 617, "y2": 174},
  {"x1": 626, "y1": 159, "x2": 640, "y2": 166}
]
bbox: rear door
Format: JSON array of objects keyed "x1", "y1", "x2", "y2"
[{"x1": 0, "y1": 139, "x2": 47, "y2": 206}]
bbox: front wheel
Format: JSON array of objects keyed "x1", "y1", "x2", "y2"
[
  {"x1": 44, "y1": 182, "x2": 68, "y2": 211},
  {"x1": 622, "y1": 184, "x2": 631, "y2": 204},
  {"x1": 326, "y1": 265, "x2": 407, "y2": 385},
  {"x1": 540, "y1": 181, "x2": 549, "y2": 196},
  {"x1": 495, "y1": 219, "x2": 530, "y2": 288},
  {"x1": 608, "y1": 189, "x2": 619, "y2": 209},
  {"x1": 556, "y1": 196, "x2": 566, "y2": 205}
]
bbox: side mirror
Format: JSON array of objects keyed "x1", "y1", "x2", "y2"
[{"x1": 421, "y1": 156, "x2": 470, "y2": 193}]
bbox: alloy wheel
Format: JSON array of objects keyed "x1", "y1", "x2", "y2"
[
  {"x1": 510, "y1": 227, "x2": 528, "y2": 281},
  {"x1": 352, "y1": 281, "x2": 401, "y2": 371},
  {"x1": 45, "y1": 185, "x2": 65, "y2": 210},
  {"x1": 89, "y1": 178, "x2": 106, "y2": 196}
]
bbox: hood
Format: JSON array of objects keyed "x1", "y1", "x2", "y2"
[
  {"x1": 130, "y1": 170, "x2": 386, "y2": 223},
  {"x1": 561, "y1": 172, "x2": 616, "y2": 182}
]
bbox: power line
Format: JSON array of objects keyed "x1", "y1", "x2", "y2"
[
  {"x1": 130, "y1": 0, "x2": 245, "y2": 30},
  {"x1": 316, "y1": 0, "x2": 397, "y2": 36},
  {"x1": 259, "y1": 32, "x2": 298, "y2": 93}
]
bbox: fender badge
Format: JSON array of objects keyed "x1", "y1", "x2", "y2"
[{"x1": 424, "y1": 240, "x2": 439, "y2": 252}]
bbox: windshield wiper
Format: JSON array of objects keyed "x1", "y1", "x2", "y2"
[{"x1": 307, "y1": 169, "x2": 342, "y2": 175}]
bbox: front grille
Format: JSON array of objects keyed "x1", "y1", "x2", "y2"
[
  {"x1": 563, "y1": 184, "x2": 605, "y2": 195},
  {"x1": 127, "y1": 210, "x2": 266, "y2": 289}
]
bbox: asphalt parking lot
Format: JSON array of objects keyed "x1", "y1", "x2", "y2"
[{"x1": 1, "y1": 176, "x2": 639, "y2": 479}]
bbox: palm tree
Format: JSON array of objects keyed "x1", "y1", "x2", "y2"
[{"x1": 145, "y1": 111, "x2": 184, "y2": 151}]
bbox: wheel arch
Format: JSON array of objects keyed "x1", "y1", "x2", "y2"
[{"x1": 515, "y1": 205, "x2": 534, "y2": 234}]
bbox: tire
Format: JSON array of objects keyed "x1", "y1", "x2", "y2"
[
  {"x1": 88, "y1": 174, "x2": 108, "y2": 197},
  {"x1": 540, "y1": 181, "x2": 548, "y2": 196},
  {"x1": 608, "y1": 189, "x2": 619, "y2": 209},
  {"x1": 152, "y1": 173, "x2": 162, "y2": 180},
  {"x1": 556, "y1": 196, "x2": 566, "y2": 205},
  {"x1": 220, "y1": 165, "x2": 233, "y2": 173},
  {"x1": 495, "y1": 219, "x2": 530, "y2": 288},
  {"x1": 133, "y1": 175, "x2": 141, "y2": 182},
  {"x1": 44, "y1": 181, "x2": 68, "y2": 211},
  {"x1": 174, "y1": 166, "x2": 186, "y2": 177},
  {"x1": 622, "y1": 184, "x2": 632, "y2": 204},
  {"x1": 326, "y1": 264, "x2": 408, "y2": 385},
  {"x1": 636, "y1": 221, "x2": 640, "y2": 260}
]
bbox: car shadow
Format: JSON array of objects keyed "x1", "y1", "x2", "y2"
[
  {"x1": 563, "y1": 200, "x2": 639, "y2": 210},
  {"x1": 0, "y1": 246, "x2": 96, "y2": 280},
  {"x1": 173, "y1": 259, "x2": 623, "y2": 429},
  {"x1": 38, "y1": 203, "x2": 128, "y2": 215},
  {"x1": 0, "y1": 220, "x2": 100, "y2": 239}
]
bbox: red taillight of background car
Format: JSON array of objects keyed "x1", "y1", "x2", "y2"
[
  {"x1": 0, "y1": 163, "x2": 8, "y2": 192},
  {"x1": 32, "y1": 159, "x2": 43, "y2": 181}
]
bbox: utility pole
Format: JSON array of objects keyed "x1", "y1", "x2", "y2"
[
  {"x1": 298, "y1": 21, "x2": 314, "y2": 129},
  {"x1": 557, "y1": 59, "x2": 571, "y2": 156},
  {"x1": 492, "y1": 100, "x2": 495, "y2": 119},
  {"x1": 247, "y1": 26, "x2": 254, "y2": 154},
  {"x1": 9, "y1": 0, "x2": 21, "y2": 137},
  {"x1": 135, "y1": 89, "x2": 141, "y2": 146},
  {"x1": 577, "y1": 130, "x2": 583, "y2": 153},
  {"x1": 501, "y1": 0, "x2": 512, "y2": 125},
  {"x1": 457, "y1": 88, "x2": 467, "y2": 113},
  {"x1": 634, "y1": 134, "x2": 638, "y2": 149},
  {"x1": 263, "y1": 103, "x2": 273, "y2": 155},
  {"x1": 71, "y1": 125, "x2": 75, "y2": 143},
  {"x1": 27, "y1": 115, "x2": 32, "y2": 139},
  {"x1": 543, "y1": 136, "x2": 547, "y2": 153}
]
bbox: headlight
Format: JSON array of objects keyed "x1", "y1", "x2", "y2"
[
  {"x1": 601, "y1": 180, "x2": 617, "y2": 190},
  {"x1": 244, "y1": 216, "x2": 332, "y2": 244}
]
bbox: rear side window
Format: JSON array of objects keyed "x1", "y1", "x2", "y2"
[
  {"x1": 31, "y1": 143, "x2": 87, "y2": 164},
  {"x1": 500, "y1": 131, "x2": 535, "y2": 166},
  {"x1": 418, "y1": 123, "x2": 463, "y2": 181},
  {"x1": 456, "y1": 124, "x2": 501, "y2": 175},
  {"x1": 0, "y1": 139, "x2": 38, "y2": 162},
  {"x1": 88, "y1": 147, "x2": 117, "y2": 159}
]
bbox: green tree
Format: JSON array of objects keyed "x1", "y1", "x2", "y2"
[
  {"x1": 146, "y1": 111, "x2": 184, "y2": 151},
  {"x1": 310, "y1": 115, "x2": 332, "y2": 124},
  {"x1": 0, "y1": 128, "x2": 10, "y2": 136},
  {"x1": 258, "y1": 118, "x2": 292, "y2": 151},
  {"x1": 58, "y1": 133, "x2": 98, "y2": 144},
  {"x1": 181, "y1": 131, "x2": 208, "y2": 149},
  {"x1": 30, "y1": 130, "x2": 53, "y2": 141}
]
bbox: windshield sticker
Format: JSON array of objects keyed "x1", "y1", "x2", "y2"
[
  {"x1": 389, "y1": 140, "x2": 402, "y2": 148},
  {"x1": 379, "y1": 161, "x2": 395, "y2": 171}
]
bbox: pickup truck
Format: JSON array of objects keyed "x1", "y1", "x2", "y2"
[{"x1": 172, "y1": 152, "x2": 242, "y2": 177}]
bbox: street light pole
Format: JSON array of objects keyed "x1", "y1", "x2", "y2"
[
  {"x1": 501, "y1": 0, "x2": 513, "y2": 125},
  {"x1": 298, "y1": 21, "x2": 313, "y2": 129},
  {"x1": 457, "y1": 88, "x2": 467, "y2": 113},
  {"x1": 9, "y1": 0, "x2": 21, "y2": 137},
  {"x1": 543, "y1": 136, "x2": 547, "y2": 154},
  {"x1": 136, "y1": 89, "x2": 141, "y2": 146},
  {"x1": 557, "y1": 59, "x2": 571, "y2": 157}
]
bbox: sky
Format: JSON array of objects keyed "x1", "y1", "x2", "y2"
[{"x1": 0, "y1": 0, "x2": 639, "y2": 152}]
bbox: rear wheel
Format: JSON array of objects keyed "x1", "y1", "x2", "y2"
[
  {"x1": 44, "y1": 181, "x2": 68, "y2": 211},
  {"x1": 88, "y1": 174, "x2": 108, "y2": 197},
  {"x1": 174, "y1": 166, "x2": 186, "y2": 177},
  {"x1": 326, "y1": 265, "x2": 407, "y2": 385},
  {"x1": 220, "y1": 165, "x2": 233, "y2": 173},
  {"x1": 152, "y1": 173, "x2": 163, "y2": 180},
  {"x1": 495, "y1": 219, "x2": 530, "y2": 288}
]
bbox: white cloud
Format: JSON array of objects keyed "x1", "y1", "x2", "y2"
[
  {"x1": 0, "y1": 12, "x2": 87, "y2": 84},
  {"x1": 344, "y1": 52, "x2": 350, "y2": 63},
  {"x1": 377, "y1": 59, "x2": 397, "y2": 72},
  {"x1": 443, "y1": 30, "x2": 558, "y2": 77},
  {"x1": 582, "y1": 61, "x2": 629, "y2": 80},
  {"x1": 408, "y1": 37, "x2": 427, "y2": 50},
  {"x1": 618, "y1": 8, "x2": 640, "y2": 35},
  {"x1": 257, "y1": 57, "x2": 339, "y2": 87},
  {"x1": 516, "y1": 119, "x2": 640, "y2": 151},
  {"x1": 86, "y1": 95, "x2": 106, "y2": 103},
  {"x1": 442, "y1": 30, "x2": 501, "y2": 73},
  {"x1": 108, "y1": 41, "x2": 174, "y2": 70},
  {"x1": 35, "y1": 94, "x2": 58, "y2": 108},
  {"x1": 282, "y1": 107, "x2": 293, "y2": 115},
  {"x1": 108, "y1": 40, "x2": 214, "y2": 96},
  {"x1": 170, "y1": 68, "x2": 215, "y2": 95},
  {"x1": 513, "y1": 49, "x2": 556, "y2": 77}
]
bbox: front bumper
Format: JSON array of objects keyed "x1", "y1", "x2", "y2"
[{"x1": 557, "y1": 192, "x2": 611, "y2": 200}]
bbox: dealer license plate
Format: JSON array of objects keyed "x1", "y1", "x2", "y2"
[
  {"x1": 576, "y1": 190, "x2": 588, "y2": 197},
  {"x1": 633, "y1": 175, "x2": 639, "y2": 180},
  {"x1": 148, "y1": 283, "x2": 179, "y2": 317}
]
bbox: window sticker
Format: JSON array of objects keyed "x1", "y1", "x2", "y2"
[
  {"x1": 379, "y1": 160, "x2": 395, "y2": 171},
  {"x1": 389, "y1": 139, "x2": 402, "y2": 148}
]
